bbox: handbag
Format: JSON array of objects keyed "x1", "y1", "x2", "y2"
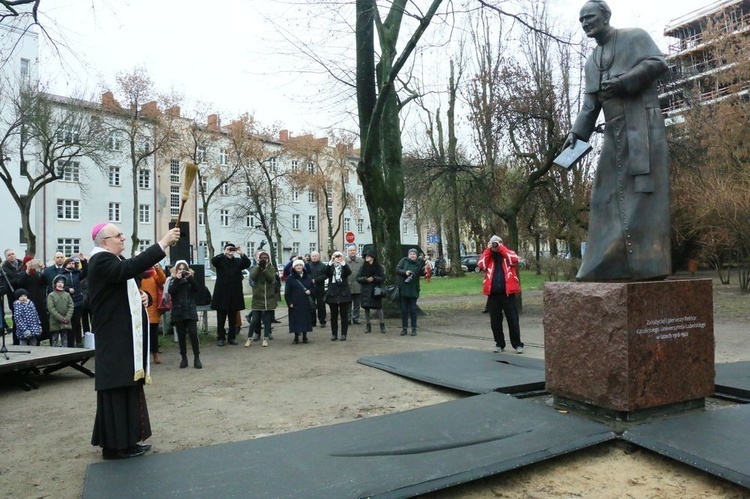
[
  {"x1": 384, "y1": 284, "x2": 400, "y2": 302},
  {"x1": 294, "y1": 277, "x2": 315, "y2": 310},
  {"x1": 373, "y1": 286, "x2": 385, "y2": 297}
]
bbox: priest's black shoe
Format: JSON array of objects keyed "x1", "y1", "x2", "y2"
[
  {"x1": 103, "y1": 446, "x2": 146, "y2": 460},
  {"x1": 136, "y1": 443, "x2": 152, "y2": 452}
]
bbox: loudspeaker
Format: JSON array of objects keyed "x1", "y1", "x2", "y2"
[
  {"x1": 191, "y1": 264, "x2": 205, "y2": 292},
  {"x1": 169, "y1": 221, "x2": 191, "y2": 264}
]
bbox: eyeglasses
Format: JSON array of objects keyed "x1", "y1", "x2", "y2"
[{"x1": 102, "y1": 232, "x2": 124, "y2": 240}]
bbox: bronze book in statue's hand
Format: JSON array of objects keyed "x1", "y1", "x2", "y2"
[{"x1": 554, "y1": 140, "x2": 592, "y2": 169}]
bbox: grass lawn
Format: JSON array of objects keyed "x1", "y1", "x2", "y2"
[{"x1": 420, "y1": 270, "x2": 546, "y2": 297}]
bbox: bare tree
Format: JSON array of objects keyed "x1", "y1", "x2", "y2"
[
  {"x1": 227, "y1": 114, "x2": 286, "y2": 267},
  {"x1": 103, "y1": 67, "x2": 180, "y2": 256},
  {"x1": 0, "y1": 81, "x2": 108, "y2": 254}
]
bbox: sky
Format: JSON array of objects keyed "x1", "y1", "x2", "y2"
[{"x1": 28, "y1": 0, "x2": 721, "y2": 136}]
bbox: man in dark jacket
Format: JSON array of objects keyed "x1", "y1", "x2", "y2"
[
  {"x1": 88, "y1": 222, "x2": 180, "y2": 460},
  {"x1": 308, "y1": 251, "x2": 328, "y2": 327},
  {"x1": 210, "y1": 243, "x2": 251, "y2": 346},
  {"x1": 42, "y1": 252, "x2": 66, "y2": 294}
]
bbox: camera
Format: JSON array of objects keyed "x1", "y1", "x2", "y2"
[
  {"x1": 404, "y1": 274, "x2": 414, "y2": 284},
  {"x1": 492, "y1": 241, "x2": 499, "y2": 249},
  {"x1": 180, "y1": 270, "x2": 189, "y2": 278},
  {"x1": 258, "y1": 259, "x2": 267, "y2": 269}
]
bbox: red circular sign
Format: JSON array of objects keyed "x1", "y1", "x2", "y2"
[{"x1": 345, "y1": 231, "x2": 355, "y2": 243}]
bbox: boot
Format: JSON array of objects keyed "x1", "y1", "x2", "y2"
[
  {"x1": 293, "y1": 333, "x2": 300, "y2": 345},
  {"x1": 365, "y1": 323, "x2": 372, "y2": 334},
  {"x1": 340, "y1": 333, "x2": 347, "y2": 341},
  {"x1": 331, "y1": 332, "x2": 338, "y2": 341},
  {"x1": 400, "y1": 328, "x2": 407, "y2": 336},
  {"x1": 380, "y1": 323, "x2": 387, "y2": 334},
  {"x1": 411, "y1": 327, "x2": 417, "y2": 336},
  {"x1": 193, "y1": 355, "x2": 202, "y2": 369},
  {"x1": 152, "y1": 352, "x2": 162, "y2": 364},
  {"x1": 302, "y1": 332, "x2": 309, "y2": 344},
  {"x1": 180, "y1": 355, "x2": 188, "y2": 369}
]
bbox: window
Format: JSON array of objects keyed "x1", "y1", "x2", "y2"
[
  {"x1": 308, "y1": 190, "x2": 316, "y2": 203},
  {"x1": 402, "y1": 221, "x2": 409, "y2": 234},
  {"x1": 138, "y1": 168, "x2": 151, "y2": 189},
  {"x1": 57, "y1": 161, "x2": 80, "y2": 182},
  {"x1": 292, "y1": 242, "x2": 300, "y2": 255},
  {"x1": 307, "y1": 162, "x2": 315, "y2": 174},
  {"x1": 248, "y1": 241, "x2": 255, "y2": 257},
  {"x1": 344, "y1": 218, "x2": 351, "y2": 232},
  {"x1": 197, "y1": 146, "x2": 207, "y2": 164},
  {"x1": 269, "y1": 157, "x2": 277, "y2": 172},
  {"x1": 170, "y1": 159, "x2": 180, "y2": 183},
  {"x1": 357, "y1": 194, "x2": 364, "y2": 208},
  {"x1": 309, "y1": 243, "x2": 316, "y2": 254},
  {"x1": 220, "y1": 183, "x2": 229, "y2": 196},
  {"x1": 327, "y1": 192, "x2": 333, "y2": 219},
  {"x1": 292, "y1": 214, "x2": 300, "y2": 230},
  {"x1": 20, "y1": 58, "x2": 30, "y2": 81},
  {"x1": 139, "y1": 204, "x2": 151, "y2": 224},
  {"x1": 358, "y1": 243, "x2": 364, "y2": 255},
  {"x1": 198, "y1": 207, "x2": 205, "y2": 226},
  {"x1": 291, "y1": 160, "x2": 298, "y2": 172},
  {"x1": 357, "y1": 218, "x2": 364, "y2": 233},
  {"x1": 170, "y1": 186, "x2": 180, "y2": 216},
  {"x1": 220, "y1": 209, "x2": 229, "y2": 227},
  {"x1": 308, "y1": 215, "x2": 316, "y2": 232},
  {"x1": 108, "y1": 202, "x2": 121, "y2": 223},
  {"x1": 108, "y1": 166, "x2": 121, "y2": 186},
  {"x1": 199, "y1": 241, "x2": 208, "y2": 262},
  {"x1": 138, "y1": 239, "x2": 151, "y2": 252},
  {"x1": 56, "y1": 199, "x2": 80, "y2": 220},
  {"x1": 57, "y1": 238, "x2": 80, "y2": 256},
  {"x1": 56, "y1": 124, "x2": 79, "y2": 143},
  {"x1": 219, "y1": 148, "x2": 228, "y2": 166},
  {"x1": 108, "y1": 131, "x2": 121, "y2": 151},
  {"x1": 246, "y1": 214, "x2": 257, "y2": 228},
  {"x1": 292, "y1": 189, "x2": 299, "y2": 202}
]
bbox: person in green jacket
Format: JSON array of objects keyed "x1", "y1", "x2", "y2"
[
  {"x1": 47, "y1": 275, "x2": 74, "y2": 347},
  {"x1": 396, "y1": 248, "x2": 424, "y2": 336},
  {"x1": 244, "y1": 250, "x2": 277, "y2": 348}
]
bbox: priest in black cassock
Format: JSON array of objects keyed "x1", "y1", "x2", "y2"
[{"x1": 88, "y1": 222, "x2": 180, "y2": 460}]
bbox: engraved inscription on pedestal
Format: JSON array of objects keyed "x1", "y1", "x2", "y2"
[{"x1": 544, "y1": 279, "x2": 715, "y2": 413}]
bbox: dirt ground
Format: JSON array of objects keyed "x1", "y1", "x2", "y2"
[{"x1": 2, "y1": 276, "x2": 750, "y2": 498}]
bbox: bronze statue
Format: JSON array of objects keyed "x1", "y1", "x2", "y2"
[{"x1": 563, "y1": 0, "x2": 671, "y2": 281}]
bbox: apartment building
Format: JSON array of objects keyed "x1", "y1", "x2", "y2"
[
  {"x1": 659, "y1": 0, "x2": 750, "y2": 123},
  {"x1": 0, "y1": 26, "x2": 421, "y2": 265}
]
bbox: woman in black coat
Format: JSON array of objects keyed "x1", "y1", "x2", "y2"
[
  {"x1": 324, "y1": 251, "x2": 352, "y2": 341},
  {"x1": 168, "y1": 260, "x2": 201, "y2": 369},
  {"x1": 210, "y1": 244, "x2": 251, "y2": 346},
  {"x1": 284, "y1": 260, "x2": 315, "y2": 344},
  {"x1": 16, "y1": 259, "x2": 51, "y2": 343},
  {"x1": 357, "y1": 248, "x2": 385, "y2": 333}
]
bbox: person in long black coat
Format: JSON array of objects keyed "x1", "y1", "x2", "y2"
[
  {"x1": 88, "y1": 222, "x2": 180, "y2": 460},
  {"x1": 168, "y1": 260, "x2": 202, "y2": 369},
  {"x1": 284, "y1": 260, "x2": 315, "y2": 344},
  {"x1": 325, "y1": 251, "x2": 352, "y2": 341},
  {"x1": 357, "y1": 248, "x2": 385, "y2": 333},
  {"x1": 210, "y1": 243, "x2": 251, "y2": 346}
]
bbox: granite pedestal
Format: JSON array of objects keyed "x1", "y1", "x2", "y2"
[{"x1": 544, "y1": 279, "x2": 714, "y2": 419}]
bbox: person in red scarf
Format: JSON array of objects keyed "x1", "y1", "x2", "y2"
[
  {"x1": 477, "y1": 235, "x2": 524, "y2": 354},
  {"x1": 139, "y1": 263, "x2": 167, "y2": 364}
]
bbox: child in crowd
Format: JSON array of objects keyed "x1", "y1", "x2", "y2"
[
  {"x1": 47, "y1": 275, "x2": 74, "y2": 347},
  {"x1": 13, "y1": 288, "x2": 42, "y2": 346}
]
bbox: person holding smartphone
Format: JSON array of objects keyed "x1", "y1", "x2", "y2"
[{"x1": 477, "y1": 235, "x2": 524, "y2": 354}]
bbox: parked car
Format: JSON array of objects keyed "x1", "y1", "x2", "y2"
[
  {"x1": 460, "y1": 255, "x2": 480, "y2": 273},
  {"x1": 204, "y1": 268, "x2": 216, "y2": 279}
]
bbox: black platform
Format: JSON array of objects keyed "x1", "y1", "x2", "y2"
[
  {"x1": 623, "y1": 403, "x2": 750, "y2": 488},
  {"x1": 357, "y1": 348, "x2": 545, "y2": 395},
  {"x1": 715, "y1": 361, "x2": 750, "y2": 400},
  {"x1": 0, "y1": 346, "x2": 95, "y2": 390},
  {"x1": 84, "y1": 392, "x2": 614, "y2": 498}
]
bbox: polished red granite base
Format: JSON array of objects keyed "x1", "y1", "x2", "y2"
[{"x1": 544, "y1": 279, "x2": 715, "y2": 413}]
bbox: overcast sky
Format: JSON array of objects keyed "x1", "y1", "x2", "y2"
[{"x1": 35, "y1": 0, "x2": 717, "y2": 135}]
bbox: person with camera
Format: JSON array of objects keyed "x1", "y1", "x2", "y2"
[
  {"x1": 210, "y1": 243, "x2": 251, "y2": 346},
  {"x1": 357, "y1": 248, "x2": 386, "y2": 333},
  {"x1": 324, "y1": 251, "x2": 352, "y2": 341},
  {"x1": 396, "y1": 248, "x2": 424, "y2": 336},
  {"x1": 168, "y1": 260, "x2": 202, "y2": 369},
  {"x1": 477, "y1": 235, "x2": 524, "y2": 353},
  {"x1": 244, "y1": 250, "x2": 277, "y2": 348}
]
